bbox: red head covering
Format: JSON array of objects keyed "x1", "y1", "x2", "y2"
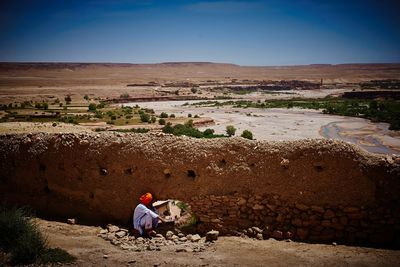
[{"x1": 139, "y1": 193, "x2": 153, "y2": 205}]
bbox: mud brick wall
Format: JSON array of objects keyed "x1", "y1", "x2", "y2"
[{"x1": 0, "y1": 132, "x2": 399, "y2": 246}]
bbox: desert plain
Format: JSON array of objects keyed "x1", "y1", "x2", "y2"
[{"x1": 1, "y1": 62, "x2": 400, "y2": 266}]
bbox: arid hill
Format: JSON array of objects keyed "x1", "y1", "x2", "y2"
[{"x1": 1, "y1": 62, "x2": 400, "y2": 87}]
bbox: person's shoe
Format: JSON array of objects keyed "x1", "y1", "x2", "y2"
[{"x1": 147, "y1": 230, "x2": 157, "y2": 237}]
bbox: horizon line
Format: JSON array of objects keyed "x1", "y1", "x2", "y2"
[{"x1": 1, "y1": 61, "x2": 400, "y2": 68}]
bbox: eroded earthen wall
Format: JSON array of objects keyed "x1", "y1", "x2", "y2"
[{"x1": 0, "y1": 133, "x2": 399, "y2": 246}]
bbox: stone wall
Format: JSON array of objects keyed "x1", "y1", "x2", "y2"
[
  {"x1": 192, "y1": 194, "x2": 398, "y2": 246},
  {"x1": 0, "y1": 132, "x2": 399, "y2": 246}
]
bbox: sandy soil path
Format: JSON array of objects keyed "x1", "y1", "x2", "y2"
[{"x1": 37, "y1": 219, "x2": 400, "y2": 267}]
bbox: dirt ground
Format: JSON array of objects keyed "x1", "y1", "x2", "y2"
[{"x1": 37, "y1": 219, "x2": 400, "y2": 267}]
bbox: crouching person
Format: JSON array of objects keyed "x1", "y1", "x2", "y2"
[{"x1": 133, "y1": 192, "x2": 165, "y2": 237}]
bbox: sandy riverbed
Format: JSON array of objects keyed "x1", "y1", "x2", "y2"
[{"x1": 124, "y1": 101, "x2": 400, "y2": 155}]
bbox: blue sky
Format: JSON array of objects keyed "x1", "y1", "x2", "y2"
[{"x1": 0, "y1": 0, "x2": 399, "y2": 65}]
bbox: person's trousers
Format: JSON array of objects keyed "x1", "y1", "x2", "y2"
[{"x1": 140, "y1": 214, "x2": 158, "y2": 230}]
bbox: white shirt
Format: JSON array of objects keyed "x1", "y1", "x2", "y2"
[{"x1": 133, "y1": 203, "x2": 159, "y2": 234}]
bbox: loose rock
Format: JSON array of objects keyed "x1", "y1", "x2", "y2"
[
  {"x1": 206, "y1": 230, "x2": 219, "y2": 242},
  {"x1": 67, "y1": 218, "x2": 76, "y2": 225}
]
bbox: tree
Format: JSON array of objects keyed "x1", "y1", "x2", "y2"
[
  {"x1": 241, "y1": 130, "x2": 253, "y2": 140},
  {"x1": 64, "y1": 95, "x2": 72, "y2": 104},
  {"x1": 188, "y1": 113, "x2": 192, "y2": 118},
  {"x1": 169, "y1": 114, "x2": 176, "y2": 118},
  {"x1": 226, "y1": 125, "x2": 236, "y2": 137},
  {"x1": 159, "y1": 118, "x2": 166, "y2": 125},
  {"x1": 120, "y1": 93, "x2": 130, "y2": 99},
  {"x1": 160, "y1": 112, "x2": 168, "y2": 118},
  {"x1": 140, "y1": 113, "x2": 150, "y2": 122},
  {"x1": 204, "y1": 128, "x2": 214, "y2": 136},
  {"x1": 88, "y1": 103, "x2": 97, "y2": 111},
  {"x1": 151, "y1": 116, "x2": 156, "y2": 123},
  {"x1": 162, "y1": 122, "x2": 174, "y2": 134},
  {"x1": 42, "y1": 103, "x2": 48, "y2": 110},
  {"x1": 184, "y1": 119, "x2": 193, "y2": 128},
  {"x1": 83, "y1": 95, "x2": 89, "y2": 100},
  {"x1": 191, "y1": 87, "x2": 198, "y2": 94}
]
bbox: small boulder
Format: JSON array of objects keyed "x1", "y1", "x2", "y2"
[
  {"x1": 311, "y1": 205, "x2": 325, "y2": 213},
  {"x1": 251, "y1": 227, "x2": 263, "y2": 234},
  {"x1": 295, "y1": 203, "x2": 309, "y2": 211},
  {"x1": 272, "y1": 230, "x2": 283, "y2": 240},
  {"x1": 237, "y1": 198, "x2": 247, "y2": 205},
  {"x1": 107, "y1": 225, "x2": 120, "y2": 233},
  {"x1": 67, "y1": 218, "x2": 76, "y2": 225},
  {"x1": 324, "y1": 209, "x2": 335, "y2": 219},
  {"x1": 191, "y1": 234, "x2": 201, "y2": 242},
  {"x1": 115, "y1": 231, "x2": 127, "y2": 238},
  {"x1": 100, "y1": 229, "x2": 108, "y2": 234},
  {"x1": 253, "y1": 204, "x2": 264, "y2": 210},
  {"x1": 206, "y1": 230, "x2": 219, "y2": 242},
  {"x1": 166, "y1": 231, "x2": 174, "y2": 239}
]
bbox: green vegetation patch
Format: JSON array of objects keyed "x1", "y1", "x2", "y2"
[
  {"x1": 162, "y1": 121, "x2": 224, "y2": 138},
  {"x1": 0, "y1": 206, "x2": 75, "y2": 265}
]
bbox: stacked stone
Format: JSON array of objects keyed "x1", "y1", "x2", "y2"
[
  {"x1": 190, "y1": 194, "x2": 399, "y2": 245},
  {"x1": 98, "y1": 224, "x2": 212, "y2": 252}
]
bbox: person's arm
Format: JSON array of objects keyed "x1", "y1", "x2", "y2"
[
  {"x1": 158, "y1": 215, "x2": 167, "y2": 223},
  {"x1": 145, "y1": 205, "x2": 167, "y2": 222}
]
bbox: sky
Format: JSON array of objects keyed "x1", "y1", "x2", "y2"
[{"x1": 0, "y1": 0, "x2": 399, "y2": 66}]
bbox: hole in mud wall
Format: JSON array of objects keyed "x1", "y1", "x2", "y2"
[
  {"x1": 218, "y1": 159, "x2": 227, "y2": 167},
  {"x1": 39, "y1": 163, "x2": 46, "y2": 172},
  {"x1": 124, "y1": 168, "x2": 134, "y2": 175},
  {"x1": 314, "y1": 165, "x2": 324, "y2": 172},
  {"x1": 89, "y1": 192, "x2": 95, "y2": 199},
  {"x1": 187, "y1": 170, "x2": 196, "y2": 179},
  {"x1": 164, "y1": 169, "x2": 171, "y2": 178},
  {"x1": 100, "y1": 168, "x2": 108, "y2": 176}
]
